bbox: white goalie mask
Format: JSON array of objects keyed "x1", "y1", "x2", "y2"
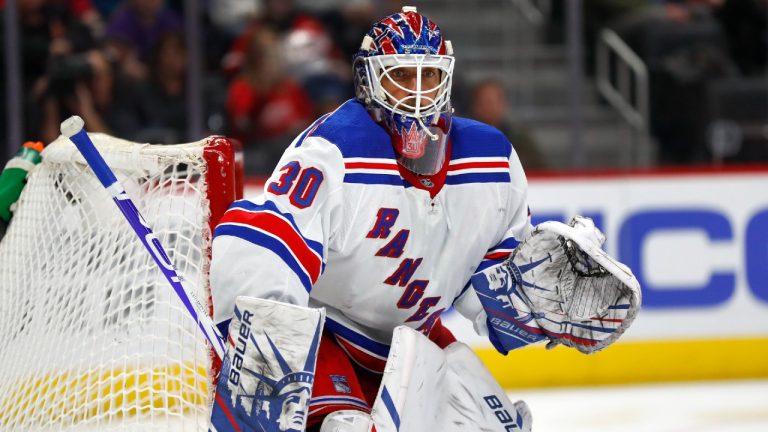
[{"x1": 353, "y1": 7, "x2": 455, "y2": 175}]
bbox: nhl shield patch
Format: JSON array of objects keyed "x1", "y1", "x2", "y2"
[{"x1": 330, "y1": 374, "x2": 352, "y2": 394}]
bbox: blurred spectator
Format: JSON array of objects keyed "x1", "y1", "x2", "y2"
[
  {"x1": 12, "y1": 0, "x2": 97, "y2": 141},
  {"x1": 135, "y1": 32, "x2": 187, "y2": 143},
  {"x1": 65, "y1": 0, "x2": 105, "y2": 38},
  {"x1": 91, "y1": 0, "x2": 123, "y2": 17},
  {"x1": 258, "y1": 0, "x2": 321, "y2": 33},
  {"x1": 282, "y1": 24, "x2": 353, "y2": 117},
  {"x1": 711, "y1": 0, "x2": 767, "y2": 76},
  {"x1": 208, "y1": 0, "x2": 260, "y2": 40},
  {"x1": 17, "y1": 0, "x2": 95, "y2": 87},
  {"x1": 38, "y1": 49, "x2": 141, "y2": 143},
  {"x1": 105, "y1": 0, "x2": 182, "y2": 80},
  {"x1": 609, "y1": 1, "x2": 738, "y2": 164},
  {"x1": 296, "y1": 0, "x2": 377, "y2": 60},
  {"x1": 226, "y1": 27, "x2": 313, "y2": 174},
  {"x1": 469, "y1": 79, "x2": 545, "y2": 170},
  {"x1": 221, "y1": 0, "x2": 325, "y2": 75}
]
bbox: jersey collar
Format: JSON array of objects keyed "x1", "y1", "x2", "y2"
[{"x1": 396, "y1": 137, "x2": 452, "y2": 198}]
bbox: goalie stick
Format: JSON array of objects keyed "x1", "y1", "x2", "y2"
[{"x1": 60, "y1": 115, "x2": 226, "y2": 360}]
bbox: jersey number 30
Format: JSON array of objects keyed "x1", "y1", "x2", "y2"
[{"x1": 267, "y1": 161, "x2": 324, "y2": 209}]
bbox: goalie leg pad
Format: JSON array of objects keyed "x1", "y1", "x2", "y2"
[
  {"x1": 209, "y1": 296, "x2": 325, "y2": 432},
  {"x1": 369, "y1": 326, "x2": 531, "y2": 432},
  {"x1": 442, "y1": 342, "x2": 532, "y2": 432},
  {"x1": 369, "y1": 326, "x2": 447, "y2": 432}
]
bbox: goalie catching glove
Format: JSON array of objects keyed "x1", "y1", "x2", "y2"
[{"x1": 471, "y1": 216, "x2": 641, "y2": 354}]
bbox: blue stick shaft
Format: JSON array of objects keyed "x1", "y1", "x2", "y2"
[{"x1": 61, "y1": 116, "x2": 226, "y2": 360}]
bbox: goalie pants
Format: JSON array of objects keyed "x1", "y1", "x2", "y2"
[{"x1": 307, "y1": 318, "x2": 456, "y2": 428}]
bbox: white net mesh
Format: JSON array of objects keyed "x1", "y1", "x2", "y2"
[{"x1": 0, "y1": 134, "x2": 231, "y2": 431}]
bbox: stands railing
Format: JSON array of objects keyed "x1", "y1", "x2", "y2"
[
  {"x1": 596, "y1": 29, "x2": 648, "y2": 130},
  {"x1": 596, "y1": 28, "x2": 653, "y2": 165},
  {"x1": 510, "y1": 0, "x2": 551, "y2": 26},
  {"x1": 505, "y1": 0, "x2": 551, "y2": 117}
]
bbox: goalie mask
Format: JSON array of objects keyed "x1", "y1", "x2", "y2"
[{"x1": 353, "y1": 6, "x2": 455, "y2": 175}]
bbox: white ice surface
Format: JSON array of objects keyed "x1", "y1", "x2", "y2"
[{"x1": 509, "y1": 379, "x2": 768, "y2": 432}]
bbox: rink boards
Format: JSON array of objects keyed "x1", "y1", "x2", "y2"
[{"x1": 244, "y1": 166, "x2": 768, "y2": 388}]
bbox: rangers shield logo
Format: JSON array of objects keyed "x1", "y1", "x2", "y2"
[{"x1": 330, "y1": 375, "x2": 352, "y2": 394}]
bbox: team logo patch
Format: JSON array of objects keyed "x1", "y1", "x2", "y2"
[
  {"x1": 419, "y1": 178, "x2": 434, "y2": 188},
  {"x1": 330, "y1": 374, "x2": 352, "y2": 394}
]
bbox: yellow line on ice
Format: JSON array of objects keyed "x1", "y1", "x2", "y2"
[{"x1": 476, "y1": 337, "x2": 768, "y2": 389}]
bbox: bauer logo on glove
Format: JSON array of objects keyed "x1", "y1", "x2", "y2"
[{"x1": 471, "y1": 216, "x2": 641, "y2": 355}]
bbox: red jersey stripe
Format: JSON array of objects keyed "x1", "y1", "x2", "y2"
[
  {"x1": 221, "y1": 209, "x2": 322, "y2": 283},
  {"x1": 448, "y1": 161, "x2": 510, "y2": 171},
  {"x1": 345, "y1": 162, "x2": 399, "y2": 171}
]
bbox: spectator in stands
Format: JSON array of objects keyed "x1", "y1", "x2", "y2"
[
  {"x1": 105, "y1": 0, "x2": 182, "y2": 80},
  {"x1": 225, "y1": 26, "x2": 313, "y2": 174},
  {"x1": 221, "y1": 0, "x2": 325, "y2": 76},
  {"x1": 208, "y1": 0, "x2": 260, "y2": 41},
  {"x1": 282, "y1": 23, "x2": 353, "y2": 117},
  {"x1": 38, "y1": 49, "x2": 142, "y2": 143},
  {"x1": 91, "y1": 0, "x2": 123, "y2": 18},
  {"x1": 12, "y1": 0, "x2": 96, "y2": 140},
  {"x1": 711, "y1": 0, "x2": 767, "y2": 76},
  {"x1": 135, "y1": 32, "x2": 188, "y2": 143},
  {"x1": 608, "y1": 0, "x2": 738, "y2": 164},
  {"x1": 296, "y1": 0, "x2": 377, "y2": 60},
  {"x1": 64, "y1": 0, "x2": 105, "y2": 38},
  {"x1": 469, "y1": 79, "x2": 545, "y2": 170}
]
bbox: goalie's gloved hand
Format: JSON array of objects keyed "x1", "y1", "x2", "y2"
[{"x1": 470, "y1": 220, "x2": 641, "y2": 355}]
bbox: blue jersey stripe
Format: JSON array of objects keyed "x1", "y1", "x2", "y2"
[
  {"x1": 214, "y1": 224, "x2": 313, "y2": 293},
  {"x1": 325, "y1": 317, "x2": 391, "y2": 357},
  {"x1": 294, "y1": 113, "x2": 331, "y2": 148},
  {"x1": 445, "y1": 172, "x2": 511, "y2": 185},
  {"x1": 344, "y1": 172, "x2": 512, "y2": 186},
  {"x1": 226, "y1": 200, "x2": 324, "y2": 258},
  {"x1": 344, "y1": 173, "x2": 405, "y2": 187}
]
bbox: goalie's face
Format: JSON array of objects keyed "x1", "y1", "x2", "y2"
[
  {"x1": 365, "y1": 54, "x2": 453, "y2": 121},
  {"x1": 380, "y1": 66, "x2": 441, "y2": 116},
  {"x1": 358, "y1": 54, "x2": 454, "y2": 175}
]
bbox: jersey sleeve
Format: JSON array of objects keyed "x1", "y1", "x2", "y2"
[
  {"x1": 210, "y1": 135, "x2": 345, "y2": 326},
  {"x1": 453, "y1": 146, "x2": 533, "y2": 336}
]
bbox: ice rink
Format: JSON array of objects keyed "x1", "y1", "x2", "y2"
[{"x1": 510, "y1": 379, "x2": 768, "y2": 432}]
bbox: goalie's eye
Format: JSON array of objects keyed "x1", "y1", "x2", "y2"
[{"x1": 389, "y1": 68, "x2": 409, "y2": 80}]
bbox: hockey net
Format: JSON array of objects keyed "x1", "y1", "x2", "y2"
[{"x1": 0, "y1": 134, "x2": 242, "y2": 431}]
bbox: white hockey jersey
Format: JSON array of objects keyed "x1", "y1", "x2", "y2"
[{"x1": 211, "y1": 99, "x2": 531, "y2": 372}]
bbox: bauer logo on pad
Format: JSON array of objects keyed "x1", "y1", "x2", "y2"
[{"x1": 210, "y1": 299, "x2": 325, "y2": 432}]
